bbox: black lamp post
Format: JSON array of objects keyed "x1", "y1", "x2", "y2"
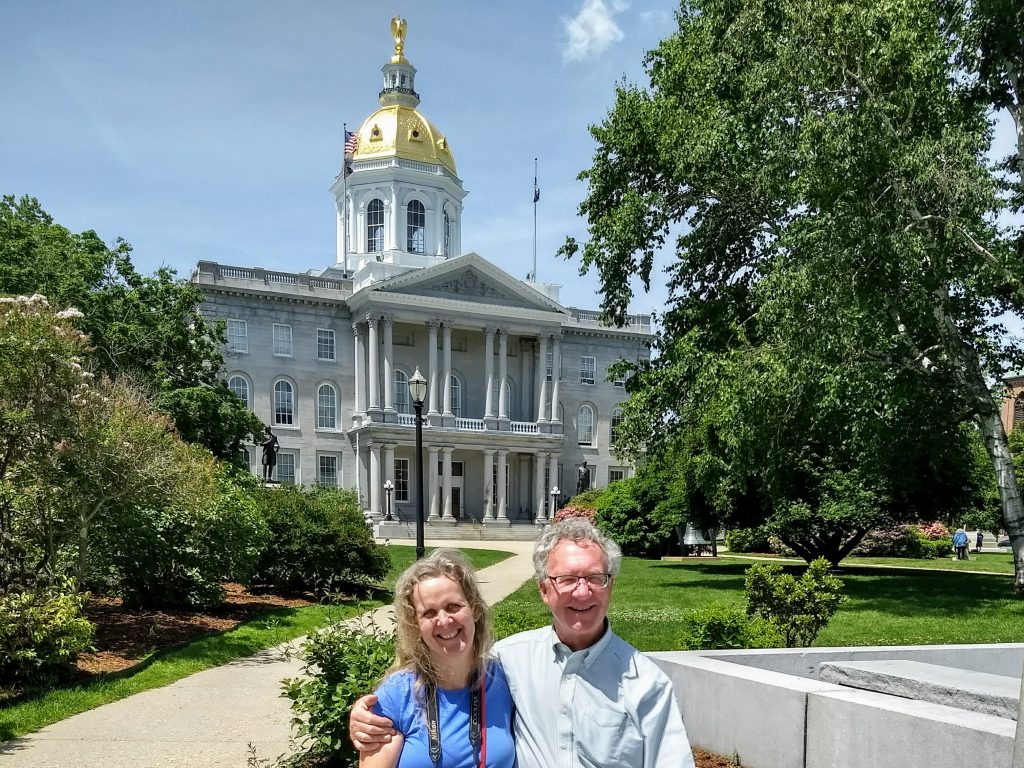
[
  {"x1": 409, "y1": 367, "x2": 428, "y2": 559},
  {"x1": 383, "y1": 479, "x2": 394, "y2": 521},
  {"x1": 550, "y1": 485, "x2": 560, "y2": 521}
]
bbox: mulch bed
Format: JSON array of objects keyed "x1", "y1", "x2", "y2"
[
  {"x1": 694, "y1": 748, "x2": 741, "y2": 767},
  {"x1": 76, "y1": 582, "x2": 315, "y2": 676}
]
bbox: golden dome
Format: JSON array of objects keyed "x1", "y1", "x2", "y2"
[{"x1": 352, "y1": 105, "x2": 457, "y2": 176}]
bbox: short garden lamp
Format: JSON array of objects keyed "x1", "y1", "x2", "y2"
[
  {"x1": 408, "y1": 367, "x2": 428, "y2": 559},
  {"x1": 383, "y1": 479, "x2": 394, "y2": 521},
  {"x1": 550, "y1": 486, "x2": 560, "y2": 519}
]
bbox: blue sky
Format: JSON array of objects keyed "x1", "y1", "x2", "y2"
[
  {"x1": 1, "y1": 0, "x2": 678, "y2": 315},
  {"x1": 1, "y1": 0, "x2": 1020, "y2": 331}
]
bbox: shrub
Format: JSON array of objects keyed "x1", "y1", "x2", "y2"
[
  {"x1": 253, "y1": 487, "x2": 389, "y2": 595},
  {"x1": 853, "y1": 523, "x2": 950, "y2": 560},
  {"x1": 565, "y1": 488, "x2": 605, "y2": 510},
  {"x1": 678, "y1": 605, "x2": 783, "y2": 650},
  {"x1": 0, "y1": 584, "x2": 94, "y2": 690},
  {"x1": 101, "y1": 472, "x2": 268, "y2": 609},
  {"x1": 918, "y1": 521, "x2": 950, "y2": 540},
  {"x1": 745, "y1": 558, "x2": 845, "y2": 647},
  {"x1": 725, "y1": 527, "x2": 774, "y2": 553},
  {"x1": 553, "y1": 504, "x2": 596, "y2": 524},
  {"x1": 283, "y1": 620, "x2": 395, "y2": 765},
  {"x1": 594, "y1": 477, "x2": 680, "y2": 558}
]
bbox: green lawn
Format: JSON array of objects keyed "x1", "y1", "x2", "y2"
[
  {"x1": 492, "y1": 555, "x2": 1024, "y2": 651},
  {"x1": 723, "y1": 551, "x2": 1014, "y2": 574},
  {"x1": 0, "y1": 545, "x2": 512, "y2": 742}
]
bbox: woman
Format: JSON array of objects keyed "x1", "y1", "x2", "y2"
[{"x1": 360, "y1": 549, "x2": 515, "y2": 768}]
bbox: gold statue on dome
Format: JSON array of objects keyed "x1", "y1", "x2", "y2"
[{"x1": 390, "y1": 16, "x2": 408, "y2": 64}]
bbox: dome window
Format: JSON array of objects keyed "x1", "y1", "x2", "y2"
[
  {"x1": 367, "y1": 199, "x2": 385, "y2": 252},
  {"x1": 407, "y1": 200, "x2": 425, "y2": 254},
  {"x1": 370, "y1": 125, "x2": 382, "y2": 142},
  {"x1": 408, "y1": 127, "x2": 423, "y2": 142}
]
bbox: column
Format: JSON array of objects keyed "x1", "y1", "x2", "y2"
[
  {"x1": 369, "y1": 442, "x2": 381, "y2": 518},
  {"x1": 520, "y1": 339, "x2": 532, "y2": 419},
  {"x1": 427, "y1": 320, "x2": 440, "y2": 416},
  {"x1": 382, "y1": 315, "x2": 394, "y2": 414},
  {"x1": 497, "y1": 330, "x2": 508, "y2": 423},
  {"x1": 483, "y1": 449, "x2": 495, "y2": 520},
  {"x1": 442, "y1": 447, "x2": 454, "y2": 518},
  {"x1": 534, "y1": 452, "x2": 546, "y2": 522},
  {"x1": 536, "y1": 334, "x2": 549, "y2": 423},
  {"x1": 496, "y1": 449, "x2": 508, "y2": 520},
  {"x1": 352, "y1": 322, "x2": 365, "y2": 423},
  {"x1": 382, "y1": 443, "x2": 395, "y2": 490},
  {"x1": 547, "y1": 453, "x2": 559, "y2": 522},
  {"x1": 428, "y1": 445, "x2": 441, "y2": 520},
  {"x1": 550, "y1": 335, "x2": 561, "y2": 424},
  {"x1": 442, "y1": 322, "x2": 453, "y2": 417},
  {"x1": 367, "y1": 314, "x2": 380, "y2": 414},
  {"x1": 390, "y1": 183, "x2": 400, "y2": 252},
  {"x1": 484, "y1": 328, "x2": 496, "y2": 420}
]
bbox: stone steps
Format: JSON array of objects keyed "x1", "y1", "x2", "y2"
[{"x1": 374, "y1": 519, "x2": 542, "y2": 541}]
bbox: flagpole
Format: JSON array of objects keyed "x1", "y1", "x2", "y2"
[
  {"x1": 342, "y1": 122, "x2": 349, "y2": 276},
  {"x1": 532, "y1": 157, "x2": 538, "y2": 283}
]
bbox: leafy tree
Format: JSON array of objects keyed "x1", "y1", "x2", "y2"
[{"x1": 562, "y1": 0, "x2": 1024, "y2": 589}]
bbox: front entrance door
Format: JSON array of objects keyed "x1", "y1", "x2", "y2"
[
  {"x1": 437, "y1": 460, "x2": 464, "y2": 520},
  {"x1": 452, "y1": 488, "x2": 461, "y2": 520}
]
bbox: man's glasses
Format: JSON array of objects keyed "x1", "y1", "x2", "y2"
[{"x1": 547, "y1": 573, "x2": 612, "y2": 592}]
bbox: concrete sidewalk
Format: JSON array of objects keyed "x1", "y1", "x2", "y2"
[{"x1": 0, "y1": 539, "x2": 538, "y2": 768}]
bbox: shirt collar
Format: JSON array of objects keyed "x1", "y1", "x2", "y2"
[{"x1": 549, "y1": 620, "x2": 612, "y2": 667}]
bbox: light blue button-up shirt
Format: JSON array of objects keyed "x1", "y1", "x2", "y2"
[{"x1": 493, "y1": 624, "x2": 695, "y2": 768}]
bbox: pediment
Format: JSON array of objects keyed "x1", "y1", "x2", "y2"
[{"x1": 371, "y1": 254, "x2": 565, "y2": 313}]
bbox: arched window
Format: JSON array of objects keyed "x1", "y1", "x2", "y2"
[
  {"x1": 577, "y1": 404, "x2": 594, "y2": 445},
  {"x1": 450, "y1": 375, "x2": 462, "y2": 418},
  {"x1": 407, "y1": 199, "x2": 425, "y2": 253},
  {"x1": 443, "y1": 208, "x2": 452, "y2": 258},
  {"x1": 274, "y1": 380, "x2": 294, "y2": 426},
  {"x1": 228, "y1": 375, "x2": 251, "y2": 409},
  {"x1": 395, "y1": 370, "x2": 410, "y2": 415},
  {"x1": 317, "y1": 384, "x2": 338, "y2": 429},
  {"x1": 367, "y1": 198, "x2": 384, "y2": 252},
  {"x1": 1015, "y1": 394, "x2": 1024, "y2": 428},
  {"x1": 611, "y1": 408, "x2": 624, "y2": 445}
]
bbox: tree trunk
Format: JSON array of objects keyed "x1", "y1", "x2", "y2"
[
  {"x1": 977, "y1": 408, "x2": 1024, "y2": 594},
  {"x1": 76, "y1": 516, "x2": 89, "y2": 590}
]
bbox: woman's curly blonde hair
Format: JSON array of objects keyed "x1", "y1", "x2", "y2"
[{"x1": 388, "y1": 548, "x2": 493, "y2": 696}]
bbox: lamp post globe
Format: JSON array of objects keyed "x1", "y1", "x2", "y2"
[{"x1": 409, "y1": 367, "x2": 428, "y2": 559}]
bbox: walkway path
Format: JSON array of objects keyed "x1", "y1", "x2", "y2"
[
  {"x1": 721, "y1": 552, "x2": 1012, "y2": 577},
  {"x1": 0, "y1": 540, "x2": 538, "y2": 768}
]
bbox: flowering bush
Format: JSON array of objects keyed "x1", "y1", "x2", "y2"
[
  {"x1": 917, "y1": 521, "x2": 950, "y2": 540},
  {"x1": 853, "y1": 523, "x2": 951, "y2": 559},
  {"x1": 554, "y1": 505, "x2": 596, "y2": 524}
]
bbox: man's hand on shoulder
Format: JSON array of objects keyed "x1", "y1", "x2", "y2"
[{"x1": 350, "y1": 694, "x2": 397, "y2": 752}]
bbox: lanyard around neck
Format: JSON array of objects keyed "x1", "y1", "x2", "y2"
[{"x1": 425, "y1": 674, "x2": 487, "y2": 768}]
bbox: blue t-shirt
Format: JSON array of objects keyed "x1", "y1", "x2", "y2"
[{"x1": 372, "y1": 663, "x2": 515, "y2": 768}]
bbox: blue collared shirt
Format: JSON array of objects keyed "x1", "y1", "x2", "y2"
[{"x1": 493, "y1": 624, "x2": 695, "y2": 768}]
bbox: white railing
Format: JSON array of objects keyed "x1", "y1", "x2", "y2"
[
  {"x1": 221, "y1": 266, "x2": 254, "y2": 279},
  {"x1": 396, "y1": 413, "x2": 417, "y2": 427},
  {"x1": 195, "y1": 261, "x2": 354, "y2": 296},
  {"x1": 510, "y1": 421, "x2": 539, "y2": 434},
  {"x1": 568, "y1": 307, "x2": 652, "y2": 332},
  {"x1": 454, "y1": 418, "x2": 486, "y2": 432},
  {"x1": 266, "y1": 271, "x2": 298, "y2": 285}
]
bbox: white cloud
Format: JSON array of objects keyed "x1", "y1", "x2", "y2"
[{"x1": 562, "y1": 0, "x2": 627, "y2": 62}]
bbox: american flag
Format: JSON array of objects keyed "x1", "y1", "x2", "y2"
[
  {"x1": 344, "y1": 130, "x2": 359, "y2": 157},
  {"x1": 533, "y1": 178, "x2": 540, "y2": 203}
]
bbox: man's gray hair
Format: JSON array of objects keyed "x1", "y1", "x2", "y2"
[{"x1": 532, "y1": 518, "x2": 622, "y2": 582}]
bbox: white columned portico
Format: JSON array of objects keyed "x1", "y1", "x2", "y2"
[
  {"x1": 534, "y1": 452, "x2": 547, "y2": 522},
  {"x1": 483, "y1": 448, "x2": 495, "y2": 520},
  {"x1": 546, "y1": 453, "x2": 558, "y2": 523},
  {"x1": 427, "y1": 320, "x2": 440, "y2": 417},
  {"x1": 441, "y1": 446, "x2": 454, "y2": 519},
  {"x1": 496, "y1": 449, "x2": 508, "y2": 520},
  {"x1": 369, "y1": 442, "x2": 381, "y2": 517},
  {"x1": 484, "y1": 328, "x2": 496, "y2": 421},
  {"x1": 442, "y1": 322, "x2": 453, "y2": 419},
  {"x1": 536, "y1": 334, "x2": 549, "y2": 423},
  {"x1": 367, "y1": 314, "x2": 381, "y2": 415},
  {"x1": 352, "y1": 322, "x2": 365, "y2": 424},
  {"x1": 428, "y1": 445, "x2": 441, "y2": 521},
  {"x1": 550, "y1": 334, "x2": 561, "y2": 424},
  {"x1": 497, "y1": 329, "x2": 508, "y2": 424},
  {"x1": 382, "y1": 316, "x2": 394, "y2": 416}
]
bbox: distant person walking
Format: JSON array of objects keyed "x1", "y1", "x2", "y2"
[
  {"x1": 976, "y1": 530, "x2": 984, "y2": 553},
  {"x1": 953, "y1": 528, "x2": 969, "y2": 560}
]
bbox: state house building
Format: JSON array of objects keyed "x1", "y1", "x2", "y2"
[{"x1": 193, "y1": 22, "x2": 651, "y2": 528}]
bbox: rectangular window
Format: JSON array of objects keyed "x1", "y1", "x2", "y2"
[
  {"x1": 395, "y1": 458, "x2": 410, "y2": 502},
  {"x1": 580, "y1": 356, "x2": 596, "y2": 385},
  {"x1": 546, "y1": 349, "x2": 553, "y2": 382},
  {"x1": 277, "y1": 452, "x2": 297, "y2": 485},
  {"x1": 227, "y1": 319, "x2": 248, "y2": 353},
  {"x1": 317, "y1": 455, "x2": 338, "y2": 487},
  {"x1": 317, "y1": 329, "x2": 336, "y2": 361},
  {"x1": 609, "y1": 467, "x2": 626, "y2": 484},
  {"x1": 273, "y1": 324, "x2": 293, "y2": 357}
]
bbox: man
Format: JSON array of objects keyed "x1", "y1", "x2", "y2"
[
  {"x1": 260, "y1": 425, "x2": 279, "y2": 483},
  {"x1": 350, "y1": 519, "x2": 694, "y2": 767},
  {"x1": 576, "y1": 459, "x2": 591, "y2": 494}
]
